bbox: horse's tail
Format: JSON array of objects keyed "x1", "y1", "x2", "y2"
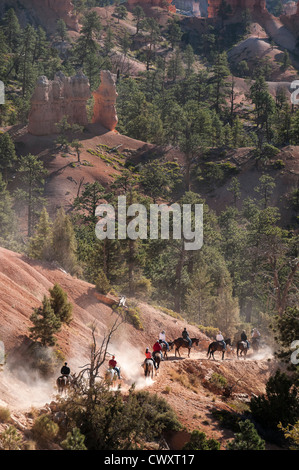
[{"x1": 207, "y1": 344, "x2": 211, "y2": 356}]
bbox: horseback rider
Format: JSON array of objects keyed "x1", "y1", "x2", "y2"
[
  {"x1": 60, "y1": 362, "x2": 70, "y2": 377},
  {"x1": 159, "y1": 330, "x2": 170, "y2": 352},
  {"x1": 108, "y1": 355, "x2": 122, "y2": 379},
  {"x1": 182, "y1": 327, "x2": 192, "y2": 347},
  {"x1": 59, "y1": 362, "x2": 71, "y2": 384},
  {"x1": 216, "y1": 331, "x2": 226, "y2": 350},
  {"x1": 153, "y1": 339, "x2": 163, "y2": 362},
  {"x1": 241, "y1": 330, "x2": 250, "y2": 349},
  {"x1": 144, "y1": 347, "x2": 157, "y2": 369},
  {"x1": 251, "y1": 328, "x2": 261, "y2": 347}
]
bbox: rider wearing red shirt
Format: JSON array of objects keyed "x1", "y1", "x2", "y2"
[
  {"x1": 108, "y1": 355, "x2": 121, "y2": 379},
  {"x1": 152, "y1": 340, "x2": 163, "y2": 362}
]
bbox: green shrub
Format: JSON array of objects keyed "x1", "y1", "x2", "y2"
[
  {"x1": 0, "y1": 425, "x2": 23, "y2": 450},
  {"x1": 61, "y1": 428, "x2": 87, "y2": 450},
  {"x1": 226, "y1": 419, "x2": 265, "y2": 450},
  {"x1": 32, "y1": 415, "x2": 59, "y2": 443},
  {"x1": 209, "y1": 373, "x2": 228, "y2": 390},
  {"x1": 183, "y1": 430, "x2": 220, "y2": 450},
  {"x1": 126, "y1": 307, "x2": 144, "y2": 330},
  {"x1": 250, "y1": 370, "x2": 299, "y2": 430},
  {"x1": 0, "y1": 407, "x2": 11, "y2": 423}
]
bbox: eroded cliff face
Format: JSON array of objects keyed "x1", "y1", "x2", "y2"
[
  {"x1": 0, "y1": 0, "x2": 79, "y2": 32},
  {"x1": 92, "y1": 71, "x2": 118, "y2": 132},
  {"x1": 28, "y1": 72, "x2": 90, "y2": 136},
  {"x1": 127, "y1": 0, "x2": 176, "y2": 13},
  {"x1": 28, "y1": 70, "x2": 120, "y2": 136},
  {"x1": 207, "y1": 0, "x2": 266, "y2": 17}
]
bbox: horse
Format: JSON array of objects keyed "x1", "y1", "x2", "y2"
[
  {"x1": 143, "y1": 359, "x2": 154, "y2": 379},
  {"x1": 105, "y1": 368, "x2": 120, "y2": 385},
  {"x1": 170, "y1": 338, "x2": 200, "y2": 358},
  {"x1": 207, "y1": 338, "x2": 232, "y2": 360},
  {"x1": 160, "y1": 342, "x2": 170, "y2": 359},
  {"x1": 236, "y1": 340, "x2": 249, "y2": 359},
  {"x1": 153, "y1": 351, "x2": 162, "y2": 371},
  {"x1": 251, "y1": 337, "x2": 260, "y2": 352},
  {"x1": 56, "y1": 375, "x2": 73, "y2": 395}
]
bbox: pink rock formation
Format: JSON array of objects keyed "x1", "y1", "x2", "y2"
[
  {"x1": 92, "y1": 71, "x2": 118, "y2": 132},
  {"x1": 0, "y1": 0, "x2": 79, "y2": 32},
  {"x1": 28, "y1": 71, "x2": 90, "y2": 136},
  {"x1": 207, "y1": 0, "x2": 266, "y2": 17},
  {"x1": 127, "y1": 0, "x2": 176, "y2": 13}
]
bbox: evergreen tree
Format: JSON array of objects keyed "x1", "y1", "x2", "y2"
[
  {"x1": 132, "y1": 5, "x2": 145, "y2": 35},
  {"x1": 0, "y1": 132, "x2": 17, "y2": 181},
  {"x1": 0, "y1": 172, "x2": 16, "y2": 242},
  {"x1": 14, "y1": 154, "x2": 47, "y2": 237},
  {"x1": 29, "y1": 296, "x2": 62, "y2": 347},
  {"x1": 56, "y1": 19, "x2": 69, "y2": 43},
  {"x1": 3, "y1": 8, "x2": 21, "y2": 51},
  {"x1": 210, "y1": 52, "x2": 230, "y2": 114},
  {"x1": 28, "y1": 206, "x2": 52, "y2": 260},
  {"x1": 75, "y1": 11, "x2": 102, "y2": 64},
  {"x1": 226, "y1": 420, "x2": 265, "y2": 450},
  {"x1": 51, "y1": 207, "x2": 79, "y2": 275},
  {"x1": 49, "y1": 283, "x2": 73, "y2": 325}
]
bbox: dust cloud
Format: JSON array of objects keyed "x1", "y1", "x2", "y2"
[
  {"x1": 107, "y1": 340, "x2": 157, "y2": 390},
  {"x1": 0, "y1": 365, "x2": 55, "y2": 411}
]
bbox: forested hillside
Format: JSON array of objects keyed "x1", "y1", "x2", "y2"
[{"x1": 0, "y1": 0, "x2": 298, "y2": 451}]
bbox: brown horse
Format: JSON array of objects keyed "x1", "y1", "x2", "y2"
[
  {"x1": 237, "y1": 341, "x2": 249, "y2": 359},
  {"x1": 160, "y1": 343, "x2": 170, "y2": 359},
  {"x1": 56, "y1": 375, "x2": 72, "y2": 394},
  {"x1": 171, "y1": 338, "x2": 200, "y2": 358},
  {"x1": 153, "y1": 351, "x2": 162, "y2": 371},
  {"x1": 207, "y1": 338, "x2": 232, "y2": 360}
]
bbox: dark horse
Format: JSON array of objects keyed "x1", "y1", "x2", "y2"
[
  {"x1": 236, "y1": 340, "x2": 249, "y2": 359},
  {"x1": 207, "y1": 338, "x2": 232, "y2": 360},
  {"x1": 160, "y1": 342, "x2": 170, "y2": 359},
  {"x1": 171, "y1": 338, "x2": 200, "y2": 358},
  {"x1": 153, "y1": 351, "x2": 162, "y2": 371},
  {"x1": 56, "y1": 375, "x2": 72, "y2": 394},
  {"x1": 143, "y1": 359, "x2": 154, "y2": 379}
]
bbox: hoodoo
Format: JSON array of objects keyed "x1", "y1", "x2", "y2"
[{"x1": 28, "y1": 72, "x2": 90, "y2": 136}]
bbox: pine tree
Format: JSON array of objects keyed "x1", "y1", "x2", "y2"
[
  {"x1": 226, "y1": 420, "x2": 265, "y2": 450},
  {"x1": 28, "y1": 207, "x2": 52, "y2": 260},
  {"x1": 49, "y1": 283, "x2": 73, "y2": 325},
  {"x1": 14, "y1": 153, "x2": 47, "y2": 237},
  {"x1": 0, "y1": 172, "x2": 16, "y2": 241},
  {"x1": 29, "y1": 296, "x2": 62, "y2": 347},
  {"x1": 3, "y1": 8, "x2": 21, "y2": 51},
  {"x1": 51, "y1": 207, "x2": 79, "y2": 275},
  {"x1": 0, "y1": 132, "x2": 17, "y2": 181}
]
